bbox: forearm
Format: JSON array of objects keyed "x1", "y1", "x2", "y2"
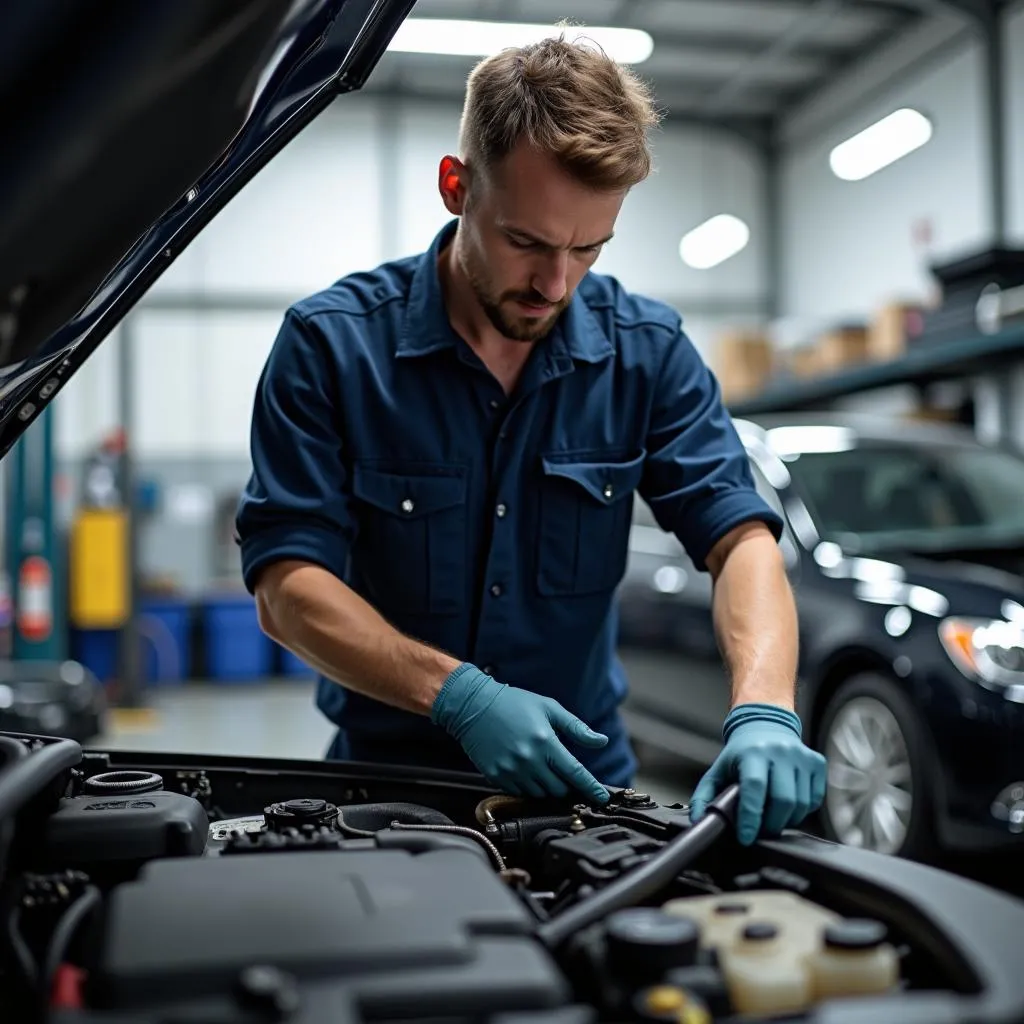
[
  {"x1": 710, "y1": 528, "x2": 798, "y2": 711},
  {"x1": 254, "y1": 559, "x2": 461, "y2": 715}
]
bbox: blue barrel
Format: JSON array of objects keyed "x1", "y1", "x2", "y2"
[
  {"x1": 138, "y1": 597, "x2": 191, "y2": 685},
  {"x1": 69, "y1": 628, "x2": 119, "y2": 684},
  {"x1": 203, "y1": 593, "x2": 272, "y2": 681}
]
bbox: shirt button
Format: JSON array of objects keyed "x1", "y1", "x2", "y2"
[
  {"x1": 490, "y1": 584, "x2": 503, "y2": 597},
  {"x1": 603, "y1": 484, "x2": 614, "y2": 499},
  {"x1": 496, "y1": 503, "x2": 507, "y2": 518},
  {"x1": 489, "y1": 399, "x2": 500, "y2": 410},
  {"x1": 401, "y1": 498, "x2": 415, "y2": 513}
]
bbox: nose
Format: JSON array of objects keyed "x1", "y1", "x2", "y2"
[{"x1": 531, "y1": 251, "x2": 569, "y2": 305}]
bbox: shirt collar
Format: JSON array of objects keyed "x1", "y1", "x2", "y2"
[{"x1": 397, "y1": 219, "x2": 614, "y2": 365}]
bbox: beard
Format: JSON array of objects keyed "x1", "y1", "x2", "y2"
[{"x1": 458, "y1": 244, "x2": 569, "y2": 342}]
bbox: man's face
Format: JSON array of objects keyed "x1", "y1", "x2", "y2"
[{"x1": 445, "y1": 143, "x2": 626, "y2": 342}]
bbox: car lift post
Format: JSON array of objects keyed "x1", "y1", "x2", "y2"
[{"x1": 5, "y1": 405, "x2": 65, "y2": 662}]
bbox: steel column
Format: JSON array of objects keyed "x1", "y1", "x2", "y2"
[
  {"x1": 6, "y1": 405, "x2": 63, "y2": 661},
  {"x1": 981, "y1": 5, "x2": 1007, "y2": 244}
]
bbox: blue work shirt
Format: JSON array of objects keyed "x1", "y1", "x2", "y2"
[{"x1": 236, "y1": 220, "x2": 782, "y2": 786}]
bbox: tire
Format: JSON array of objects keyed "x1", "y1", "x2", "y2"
[{"x1": 815, "y1": 672, "x2": 937, "y2": 862}]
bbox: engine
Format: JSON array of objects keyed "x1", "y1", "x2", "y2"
[{"x1": 2, "y1": 732, "x2": 1023, "y2": 1024}]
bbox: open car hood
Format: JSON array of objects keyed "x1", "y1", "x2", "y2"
[{"x1": 0, "y1": 0, "x2": 416, "y2": 457}]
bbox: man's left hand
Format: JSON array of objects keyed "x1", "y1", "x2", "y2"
[{"x1": 688, "y1": 702, "x2": 827, "y2": 846}]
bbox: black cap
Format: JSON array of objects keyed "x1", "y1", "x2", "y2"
[
  {"x1": 282, "y1": 798, "x2": 327, "y2": 816},
  {"x1": 824, "y1": 919, "x2": 888, "y2": 951},
  {"x1": 606, "y1": 909, "x2": 701, "y2": 980},
  {"x1": 742, "y1": 922, "x2": 778, "y2": 942}
]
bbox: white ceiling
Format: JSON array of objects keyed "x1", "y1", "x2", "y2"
[{"x1": 364, "y1": 0, "x2": 960, "y2": 129}]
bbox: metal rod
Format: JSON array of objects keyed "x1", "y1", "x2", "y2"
[{"x1": 116, "y1": 321, "x2": 142, "y2": 709}]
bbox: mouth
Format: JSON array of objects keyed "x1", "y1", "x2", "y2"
[{"x1": 513, "y1": 298, "x2": 555, "y2": 317}]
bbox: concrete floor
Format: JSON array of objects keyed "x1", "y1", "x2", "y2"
[{"x1": 91, "y1": 679, "x2": 697, "y2": 806}]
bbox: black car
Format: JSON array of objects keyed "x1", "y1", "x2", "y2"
[
  {"x1": 0, "y1": 658, "x2": 105, "y2": 743},
  {"x1": 4, "y1": 5, "x2": 1024, "y2": 1024},
  {"x1": 619, "y1": 412, "x2": 1024, "y2": 861}
]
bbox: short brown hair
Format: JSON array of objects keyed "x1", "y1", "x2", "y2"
[{"x1": 458, "y1": 30, "x2": 661, "y2": 192}]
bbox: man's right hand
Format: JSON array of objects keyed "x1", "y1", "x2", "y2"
[{"x1": 431, "y1": 664, "x2": 610, "y2": 804}]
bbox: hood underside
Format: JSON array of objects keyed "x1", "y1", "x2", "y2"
[{"x1": 0, "y1": 0, "x2": 415, "y2": 457}]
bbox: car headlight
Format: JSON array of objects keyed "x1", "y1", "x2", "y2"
[{"x1": 939, "y1": 617, "x2": 1024, "y2": 690}]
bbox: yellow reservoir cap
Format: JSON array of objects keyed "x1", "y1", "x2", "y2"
[{"x1": 637, "y1": 985, "x2": 712, "y2": 1024}]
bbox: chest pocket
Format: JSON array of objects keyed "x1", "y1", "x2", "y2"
[
  {"x1": 352, "y1": 463, "x2": 468, "y2": 616},
  {"x1": 537, "y1": 451, "x2": 645, "y2": 597}
]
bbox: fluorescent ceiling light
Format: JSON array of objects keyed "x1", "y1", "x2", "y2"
[
  {"x1": 830, "y1": 108, "x2": 933, "y2": 182},
  {"x1": 679, "y1": 214, "x2": 750, "y2": 270},
  {"x1": 387, "y1": 19, "x2": 654, "y2": 65}
]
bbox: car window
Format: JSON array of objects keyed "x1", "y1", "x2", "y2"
[{"x1": 786, "y1": 443, "x2": 1024, "y2": 541}]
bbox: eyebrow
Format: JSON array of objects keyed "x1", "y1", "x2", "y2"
[{"x1": 504, "y1": 226, "x2": 614, "y2": 249}]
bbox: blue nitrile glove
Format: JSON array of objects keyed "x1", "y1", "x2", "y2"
[
  {"x1": 688, "y1": 702, "x2": 827, "y2": 846},
  {"x1": 431, "y1": 663, "x2": 610, "y2": 805}
]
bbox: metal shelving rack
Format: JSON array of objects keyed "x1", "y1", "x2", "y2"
[{"x1": 729, "y1": 321, "x2": 1024, "y2": 417}]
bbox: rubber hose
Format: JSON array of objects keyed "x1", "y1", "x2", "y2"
[{"x1": 536, "y1": 784, "x2": 741, "y2": 949}]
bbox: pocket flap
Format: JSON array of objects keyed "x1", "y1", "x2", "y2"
[
  {"x1": 353, "y1": 464, "x2": 466, "y2": 518},
  {"x1": 541, "y1": 451, "x2": 645, "y2": 505}
]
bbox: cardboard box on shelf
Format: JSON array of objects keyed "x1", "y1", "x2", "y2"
[
  {"x1": 786, "y1": 344, "x2": 824, "y2": 379},
  {"x1": 786, "y1": 326, "x2": 869, "y2": 378},
  {"x1": 868, "y1": 302, "x2": 925, "y2": 361},
  {"x1": 714, "y1": 329, "x2": 774, "y2": 400}
]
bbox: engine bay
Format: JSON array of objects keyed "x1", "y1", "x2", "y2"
[{"x1": 2, "y1": 732, "x2": 1024, "y2": 1024}]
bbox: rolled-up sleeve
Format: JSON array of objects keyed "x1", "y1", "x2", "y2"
[
  {"x1": 640, "y1": 324, "x2": 783, "y2": 572},
  {"x1": 236, "y1": 309, "x2": 356, "y2": 593}
]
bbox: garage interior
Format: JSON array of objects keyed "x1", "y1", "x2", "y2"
[{"x1": 2, "y1": 0, "x2": 1024, "y2": 895}]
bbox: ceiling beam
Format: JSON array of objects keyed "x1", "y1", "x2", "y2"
[
  {"x1": 936, "y1": 0, "x2": 996, "y2": 19},
  {"x1": 849, "y1": 0, "x2": 993, "y2": 18},
  {"x1": 700, "y1": 0, "x2": 851, "y2": 114}
]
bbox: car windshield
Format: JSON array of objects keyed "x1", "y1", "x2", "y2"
[{"x1": 784, "y1": 442, "x2": 1024, "y2": 547}]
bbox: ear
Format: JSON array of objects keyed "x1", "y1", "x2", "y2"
[{"x1": 438, "y1": 155, "x2": 468, "y2": 215}]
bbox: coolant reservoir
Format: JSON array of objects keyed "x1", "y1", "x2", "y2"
[
  {"x1": 808, "y1": 919, "x2": 900, "y2": 999},
  {"x1": 661, "y1": 889, "x2": 900, "y2": 1016}
]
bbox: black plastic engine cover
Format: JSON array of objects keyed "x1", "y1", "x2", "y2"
[
  {"x1": 94, "y1": 847, "x2": 569, "y2": 1015},
  {"x1": 40, "y1": 791, "x2": 208, "y2": 866}
]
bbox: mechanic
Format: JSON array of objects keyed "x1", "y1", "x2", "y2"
[{"x1": 236, "y1": 35, "x2": 827, "y2": 846}]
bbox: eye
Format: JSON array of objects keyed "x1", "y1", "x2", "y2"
[{"x1": 507, "y1": 236, "x2": 535, "y2": 249}]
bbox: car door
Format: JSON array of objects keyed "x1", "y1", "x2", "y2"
[
  {"x1": 618, "y1": 455, "x2": 799, "y2": 746},
  {"x1": 617, "y1": 495, "x2": 724, "y2": 742}
]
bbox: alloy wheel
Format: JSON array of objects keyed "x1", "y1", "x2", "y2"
[{"x1": 823, "y1": 695, "x2": 913, "y2": 855}]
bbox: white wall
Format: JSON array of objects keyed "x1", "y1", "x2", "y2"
[
  {"x1": 781, "y1": 32, "x2": 985, "y2": 322},
  {"x1": 780, "y1": 4, "x2": 1024, "y2": 326},
  {"x1": 54, "y1": 95, "x2": 767, "y2": 460}
]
